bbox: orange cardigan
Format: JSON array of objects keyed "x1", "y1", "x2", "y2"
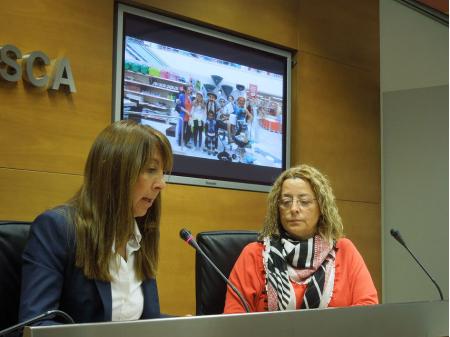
[{"x1": 224, "y1": 238, "x2": 378, "y2": 313}]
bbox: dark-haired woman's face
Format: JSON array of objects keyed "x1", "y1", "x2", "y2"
[{"x1": 131, "y1": 150, "x2": 166, "y2": 217}]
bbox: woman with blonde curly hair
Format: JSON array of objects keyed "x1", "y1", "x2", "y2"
[{"x1": 224, "y1": 164, "x2": 378, "y2": 313}]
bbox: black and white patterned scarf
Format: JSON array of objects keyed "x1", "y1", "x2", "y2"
[{"x1": 263, "y1": 234, "x2": 336, "y2": 311}]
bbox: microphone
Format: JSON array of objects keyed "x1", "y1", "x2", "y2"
[
  {"x1": 0, "y1": 310, "x2": 75, "y2": 336},
  {"x1": 179, "y1": 228, "x2": 251, "y2": 313},
  {"x1": 390, "y1": 229, "x2": 444, "y2": 301}
]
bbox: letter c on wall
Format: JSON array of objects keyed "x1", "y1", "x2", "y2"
[{"x1": 22, "y1": 51, "x2": 50, "y2": 88}]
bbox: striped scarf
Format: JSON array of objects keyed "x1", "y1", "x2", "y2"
[{"x1": 263, "y1": 234, "x2": 336, "y2": 311}]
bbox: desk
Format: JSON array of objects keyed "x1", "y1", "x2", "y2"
[{"x1": 24, "y1": 300, "x2": 448, "y2": 337}]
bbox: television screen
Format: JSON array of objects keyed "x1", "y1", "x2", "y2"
[{"x1": 114, "y1": 4, "x2": 292, "y2": 192}]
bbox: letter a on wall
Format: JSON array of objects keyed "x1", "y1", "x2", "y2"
[{"x1": 50, "y1": 57, "x2": 76, "y2": 93}]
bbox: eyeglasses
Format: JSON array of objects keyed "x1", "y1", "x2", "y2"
[{"x1": 279, "y1": 197, "x2": 316, "y2": 210}]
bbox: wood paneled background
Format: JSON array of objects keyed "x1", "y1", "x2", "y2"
[{"x1": 0, "y1": 0, "x2": 380, "y2": 315}]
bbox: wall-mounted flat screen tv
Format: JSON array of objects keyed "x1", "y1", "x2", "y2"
[{"x1": 114, "y1": 4, "x2": 292, "y2": 192}]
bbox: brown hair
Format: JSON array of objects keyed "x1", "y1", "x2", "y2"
[
  {"x1": 69, "y1": 120, "x2": 173, "y2": 281},
  {"x1": 260, "y1": 164, "x2": 344, "y2": 243}
]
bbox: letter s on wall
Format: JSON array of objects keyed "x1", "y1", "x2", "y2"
[{"x1": 0, "y1": 44, "x2": 22, "y2": 82}]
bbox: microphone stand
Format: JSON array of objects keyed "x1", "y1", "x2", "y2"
[
  {"x1": 0, "y1": 310, "x2": 75, "y2": 337},
  {"x1": 390, "y1": 229, "x2": 444, "y2": 301}
]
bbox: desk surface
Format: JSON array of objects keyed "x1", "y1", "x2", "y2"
[{"x1": 24, "y1": 300, "x2": 449, "y2": 337}]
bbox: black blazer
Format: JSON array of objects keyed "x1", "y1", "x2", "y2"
[{"x1": 19, "y1": 207, "x2": 162, "y2": 325}]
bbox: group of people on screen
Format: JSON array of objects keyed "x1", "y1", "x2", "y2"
[
  {"x1": 176, "y1": 84, "x2": 255, "y2": 155},
  {"x1": 19, "y1": 120, "x2": 378, "y2": 327}
]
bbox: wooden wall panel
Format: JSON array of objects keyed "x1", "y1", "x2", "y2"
[
  {"x1": 0, "y1": 0, "x2": 113, "y2": 173},
  {"x1": 129, "y1": 0, "x2": 299, "y2": 50},
  {"x1": 0, "y1": 168, "x2": 82, "y2": 220},
  {"x1": 293, "y1": 52, "x2": 380, "y2": 203},
  {"x1": 298, "y1": 0, "x2": 379, "y2": 71}
]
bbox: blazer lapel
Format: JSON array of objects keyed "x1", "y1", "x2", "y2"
[
  {"x1": 141, "y1": 279, "x2": 160, "y2": 319},
  {"x1": 95, "y1": 280, "x2": 112, "y2": 321}
]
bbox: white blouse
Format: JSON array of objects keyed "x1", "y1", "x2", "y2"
[
  {"x1": 109, "y1": 221, "x2": 144, "y2": 321},
  {"x1": 191, "y1": 104, "x2": 206, "y2": 122}
]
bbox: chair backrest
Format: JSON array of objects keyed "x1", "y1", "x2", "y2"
[
  {"x1": 195, "y1": 230, "x2": 258, "y2": 315},
  {"x1": 0, "y1": 221, "x2": 31, "y2": 330}
]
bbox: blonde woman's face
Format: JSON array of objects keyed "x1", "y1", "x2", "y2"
[
  {"x1": 131, "y1": 149, "x2": 166, "y2": 217},
  {"x1": 278, "y1": 178, "x2": 320, "y2": 240}
]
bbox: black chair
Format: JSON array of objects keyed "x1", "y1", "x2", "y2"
[
  {"x1": 0, "y1": 221, "x2": 31, "y2": 331},
  {"x1": 195, "y1": 230, "x2": 258, "y2": 315}
]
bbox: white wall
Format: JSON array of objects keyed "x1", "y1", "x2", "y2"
[{"x1": 380, "y1": 0, "x2": 448, "y2": 303}]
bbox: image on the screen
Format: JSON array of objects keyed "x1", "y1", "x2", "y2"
[
  {"x1": 122, "y1": 36, "x2": 284, "y2": 168},
  {"x1": 115, "y1": 6, "x2": 291, "y2": 191}
]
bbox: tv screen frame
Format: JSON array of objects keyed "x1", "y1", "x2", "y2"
[{"x1": 113, "y1": 3, "x2": 292, "y2": 192}]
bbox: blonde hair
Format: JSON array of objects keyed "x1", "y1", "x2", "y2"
[
  {"x1": 193, "y1": 93, "x2": 206, "y2": 108},
  {"x1": 70, "y1": 120, "x2": 173, "y2": 281},
  {"x1": 260, "y1": 164, "x2": 344, "y2": 243}
]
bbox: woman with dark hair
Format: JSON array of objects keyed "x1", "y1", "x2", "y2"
[
  {"x1": 19, "y1": 120, "x2": 173, "y2": 324},
  {"x1": 224, "y1": 164, "x2": 378, "y2": 313},
  {"x1": 191, "y1": 92, "x2": 207, "y2": 150}
]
